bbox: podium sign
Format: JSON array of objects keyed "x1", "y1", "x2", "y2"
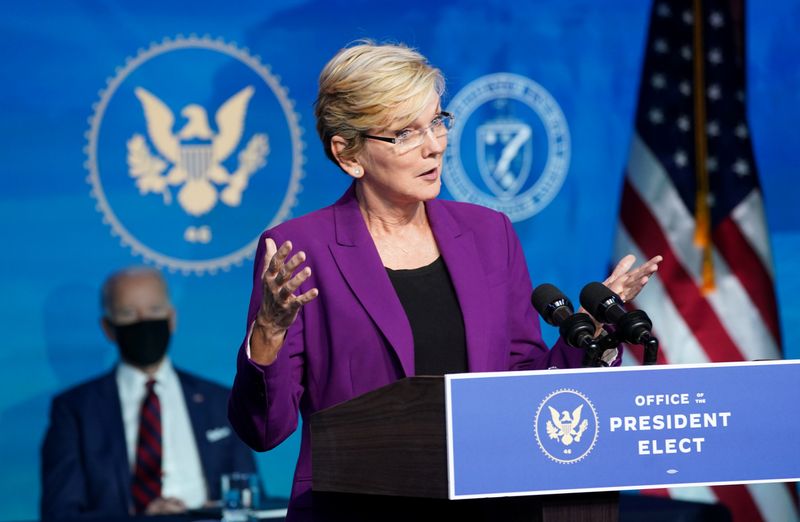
[{"x1": 446, "y1": 360, "x2": 800, "y2": 499}]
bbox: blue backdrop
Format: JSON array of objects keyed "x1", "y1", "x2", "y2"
[{"x1": 1, "y1": 1, "x2": 798, "y2": 519}]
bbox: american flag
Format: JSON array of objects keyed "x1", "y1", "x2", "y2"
[{"x1": 613, "y1": 0, "x2": 798, "y2": 520}]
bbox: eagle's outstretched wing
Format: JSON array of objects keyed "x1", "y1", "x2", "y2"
[
  {"x1": 571, "y1": 404, "x2": 584, "y2": 425},
  {"x1": 134, "y1": 87, "x2": 180, "y2": 163},
  {"x1": 212, "y1": 86, "x2": 254, "y2": 162},
  {"x1": 548, "y1": 406, "x2": 562, "y2": 429}
]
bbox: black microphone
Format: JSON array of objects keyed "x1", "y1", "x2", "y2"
[
  {"x1": 532, "y1": 284, "x2": 600, "y2": 366},
  {"x1": 579, "y1": 282, "x2": 659, "y2": 364}
]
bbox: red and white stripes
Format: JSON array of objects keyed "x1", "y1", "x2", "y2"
[{"x1": 614, "y1": 134, "x2": 795, "y2": 521}]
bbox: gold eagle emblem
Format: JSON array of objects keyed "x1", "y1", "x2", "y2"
[
  {"x1": 127, "y1": 86, "x2": 269, "y2": 217},
  {"x1": 546, "y1": 405, "x2": 589, "y2": 446}
]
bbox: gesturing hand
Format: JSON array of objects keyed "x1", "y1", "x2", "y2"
[
  {"x1": 252, "y1": 238, "x2": 318, "y2": 364},
  {"x1": 604, "y1": 254, "x2": 663, "y2": 303}
]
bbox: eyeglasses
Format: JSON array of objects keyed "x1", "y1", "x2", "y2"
[{"x1": 362, "y1": 111, "x2": 455, "y2": 153}]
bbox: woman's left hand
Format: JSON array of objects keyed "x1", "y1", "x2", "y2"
[{"x1": 604, "y1": 254, "x2": 663, "y2": 303}]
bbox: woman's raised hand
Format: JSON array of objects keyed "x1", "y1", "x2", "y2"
[
  {"x1": 251, "y1": 238, "x2": 319, "y2": 365},
  {"x1": 604, "y1": 254, "x2": 663, "y2": 303}
]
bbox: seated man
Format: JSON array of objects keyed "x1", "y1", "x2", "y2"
[{"x1": 41, "y1": 267, "x2": 257, "y2": 519}]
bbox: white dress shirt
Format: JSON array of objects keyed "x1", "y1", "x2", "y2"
[{"x1": 116, "y1": 358, "x2": 207, "y2": 509}]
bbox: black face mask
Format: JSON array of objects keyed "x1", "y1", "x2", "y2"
[{"x1": 112, "y1": 319, "x2": 171, "y2": 367}]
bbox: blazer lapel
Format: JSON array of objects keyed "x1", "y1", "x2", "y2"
[
  {"x1": 329, "y1": 186, "x2": 415, "y2": 377},
  {"x1": 427, "y1": 200, "x2": 491, "y2": 373},
  {"x1": 99, "y1": 370, "x2": 134, "y2": 512}
]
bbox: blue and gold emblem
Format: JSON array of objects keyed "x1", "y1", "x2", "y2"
[
  {"x1": 86, "y1": 35, "x2": 304, "y2": 274},
  {"x1": 534, "y1": 388, "x2": 598, "y2": 464}
]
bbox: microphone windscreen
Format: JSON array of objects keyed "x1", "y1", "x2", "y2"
[
  {"x1": 531, "y1": 283, "x2": 564, "y2": 315},
  {"x1": 579, "y1": 282, "x2": 619, "y2": 320}
]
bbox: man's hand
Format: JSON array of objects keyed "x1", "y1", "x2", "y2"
[{"x1": 144, "y1": 496, "x2": 187, "y2": 515}]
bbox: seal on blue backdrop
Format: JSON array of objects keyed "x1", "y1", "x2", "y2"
[
  {"x1": 86, "y1": 35, "x2": 305, "y2": 275},
  {"x1": 444, "y1": 73, "x2": 570, "y2": 222}
]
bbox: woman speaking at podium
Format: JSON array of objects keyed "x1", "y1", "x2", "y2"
[{"x1": 228, "y1": 41, "x2": 659, "y2": 521}]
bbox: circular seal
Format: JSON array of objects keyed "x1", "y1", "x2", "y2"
[
  {"x1": 443, "y1": 73, "x2": 570, "y2": 222},
  {"x1": 534, "y1": 388, "x2": 598, "y2": 464},
  {"x1": 85, "y1": 34, "x2": 304, "y2": 275}
]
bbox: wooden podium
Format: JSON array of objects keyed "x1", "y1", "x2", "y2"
[{"x1": 310, "y1": 376, "x2": 618, "y2": 521}]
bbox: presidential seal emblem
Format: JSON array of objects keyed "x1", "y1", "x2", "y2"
[
  {"x1": 86, "y1": 35, "x2": 304, "y2": 274},
  {"x1": 443, "y1": 73, "x2": 570, "y2": 222},
  {"x1": 534, "y1": 388, "x2": 598, "y2": 464}
]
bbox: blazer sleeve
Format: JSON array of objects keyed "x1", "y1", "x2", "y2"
[
  {"x1": 500, "y1": 213, "x2": 587, "y2": 371},
  {"x1": 228, "y1": 230, "x2": 307, "y2": 452},
  {"x1": 40, "y1": 395, "x2": 92, "y2": 521}
]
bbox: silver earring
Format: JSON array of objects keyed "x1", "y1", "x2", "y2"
[{"x1": 354, "y1": 167, "x2": 361, "y2": 176}]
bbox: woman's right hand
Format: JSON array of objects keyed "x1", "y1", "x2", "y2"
[{"x1": 250, "y1": 238, "x2": 319, "y2": 365}]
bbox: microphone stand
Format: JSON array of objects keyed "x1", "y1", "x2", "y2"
[
  {"x1": 582, "y1": 339, "x2": 602, "y2": 367},
  {"x1": 588, "y1": 329, "x2": 660, "y2": 366},
  {"x1": 584, "y1": 330, "x2": 624, "y2": 367},
  {"x1": 642, "y1": 334, "x2": 659, "y2": 365},
  {"x1": 557, "y1": 313, "x2": 601, "y2": 368}
]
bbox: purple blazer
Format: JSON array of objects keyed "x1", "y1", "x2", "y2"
[{"x1": 228, "y1": 185, "x2": 585, "y2": 520}]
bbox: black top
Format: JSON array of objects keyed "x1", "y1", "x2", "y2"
[{"x1": 386, "y1": 257, "x2": 468, "y2": 375}]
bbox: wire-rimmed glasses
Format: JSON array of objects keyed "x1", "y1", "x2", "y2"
[{"x1": 362, "y1": 111, "x2": 454, "y2": 154}]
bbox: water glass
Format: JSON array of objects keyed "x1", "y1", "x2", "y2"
[{"x1": 221, "y1": 472, "x2": 260, "y2": 522}]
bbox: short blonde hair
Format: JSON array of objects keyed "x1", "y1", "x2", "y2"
[{"x1": 314, "y1": 41, "x2": 445, "y2": 167}]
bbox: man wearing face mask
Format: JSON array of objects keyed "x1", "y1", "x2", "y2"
[{"x1": 41, "y1": 267, "x2": 258, "y2": 520}]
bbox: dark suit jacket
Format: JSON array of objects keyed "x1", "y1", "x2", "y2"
[
  {"x1": 41, "y1": 367, "x2": 257, "y2": 520},
  {"x1": 229, "y1": 185, "x2": 586, "y2": 521}
]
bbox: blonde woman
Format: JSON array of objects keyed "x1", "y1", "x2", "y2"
[{"x1": 229, "y1": 41, "x2": 660, "y2": 521}]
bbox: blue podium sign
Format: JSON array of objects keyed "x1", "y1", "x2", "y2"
[{"x1": 445, "y1": 360, "x2": 800, "y2": 499}]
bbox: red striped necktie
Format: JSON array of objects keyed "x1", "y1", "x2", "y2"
[{"x1": 131, "y1": 379, "x2": 162, "y2": 513}]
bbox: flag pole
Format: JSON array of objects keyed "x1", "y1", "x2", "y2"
[{"x1": 692, "y1": 0, "x2": 716, "y2": 294}]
